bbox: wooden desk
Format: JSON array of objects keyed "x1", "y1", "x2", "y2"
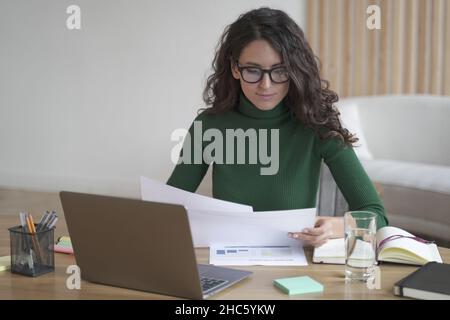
[{"x1": 1, "y1": 188, "x2": 449, "y2": 300}]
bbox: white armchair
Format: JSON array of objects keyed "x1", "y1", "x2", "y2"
[{"x1": 334, "y1": 95, "x2": 450, "y2": 247}]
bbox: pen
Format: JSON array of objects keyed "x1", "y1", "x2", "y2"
[
  {"x1": 37, "y1": 211, "x2": 51, "y2": 232},
  {"x1": 38, "y1": 210, "x2": 49, "y2": 225},
  {"x1": 47, "y1": 217, "x2": 58, "y2": 229},
  {"x1": 44, "y1": 213, "x2": 57, "y2": 230},
  {"x1": 39, "y1": 210, "x2": 56, "y2": 231},
  {"x1": 19, "y1": 212, "x2": 28, "y2": 232}
]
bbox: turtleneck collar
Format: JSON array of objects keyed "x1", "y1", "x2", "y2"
[{"x1": 237, "y1": 92, "x2": 288, "y2": 119}]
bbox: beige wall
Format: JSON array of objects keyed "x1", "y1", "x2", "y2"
[{"x1": 0, "y1": 0, "x2": 306, "y2": 197}]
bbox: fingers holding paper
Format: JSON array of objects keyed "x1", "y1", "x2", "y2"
[{"x1": 288, "y1": 217, "x2": 343, "y2": 247}]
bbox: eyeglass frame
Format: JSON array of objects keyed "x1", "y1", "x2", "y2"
[{"x1": 235, "y1": 62, "x2": 290, "y2": 84}]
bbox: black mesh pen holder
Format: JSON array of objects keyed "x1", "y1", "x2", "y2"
[{"x1": 8, "y1": 225, "x2": 55, "y2": 277}]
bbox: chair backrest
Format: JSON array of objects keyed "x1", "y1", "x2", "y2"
[{"x1": 317, "y1": 161, "x2": 348, "y2": 217}]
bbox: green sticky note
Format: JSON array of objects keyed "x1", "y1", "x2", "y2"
[{"x1": 273, "y1": 276, "x2": 323, "y2": 295}]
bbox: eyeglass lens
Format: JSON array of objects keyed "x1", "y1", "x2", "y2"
[{"x1": 240, "y1": 67, "x2": 289, "y2": 83}]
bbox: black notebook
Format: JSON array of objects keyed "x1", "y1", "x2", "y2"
[{"x1": 394, "y1": 262, "x2": 450, "y2": 300}]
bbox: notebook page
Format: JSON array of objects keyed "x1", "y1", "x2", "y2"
[
  {"x1": 376, "y1": 226, "x2": 436, "y2": 262},
  {"x1": 313, "y1": 238, "x2": 345, "y2": 258}
]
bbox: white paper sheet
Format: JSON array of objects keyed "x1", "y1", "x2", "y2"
[
  {"x1": 140, "y1": 176, "x2": 316, "y2": 248},
  {"x1": 187, "y1": 208, "x2": 316, "y2": 247},
  {"x1": 210, "y1": 245, "x2": 308, "y2": 266},
  {"x1": 140, "y1": 176, "x2": 253, "y2": 212}
]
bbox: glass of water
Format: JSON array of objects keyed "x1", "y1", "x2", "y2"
[{"x1": 344, "y1": 211, "x2": 377, "y2": 282}]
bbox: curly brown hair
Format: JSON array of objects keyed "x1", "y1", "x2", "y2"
[{"x1": 201, "y1": 7, "x2": 357, "y2": 146}]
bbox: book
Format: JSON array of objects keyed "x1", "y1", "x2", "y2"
[
  {"x1": 313, "y1": 226, "x2": 443, "y2": 266},
  {"x1": 394, "y1": 262, "x2": 450, "y2": 299},
  {"x1": 273, "y1": 276, "x2": 323, "y2": 295}
]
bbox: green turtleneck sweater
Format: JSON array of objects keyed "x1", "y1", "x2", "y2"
[{"x1": 167, "y1": 94, "x2": 388, "y2": 229}]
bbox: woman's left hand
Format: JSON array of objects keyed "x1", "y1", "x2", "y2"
[{"x1": 288, "y1": 216, "x2": 344, "y2": 247}]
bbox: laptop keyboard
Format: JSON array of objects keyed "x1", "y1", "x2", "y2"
[{"x1": 200, "y1": 276, "x2": 228, "y2": 292}]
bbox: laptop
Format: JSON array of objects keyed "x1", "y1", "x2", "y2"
[{"x1": 59, "y1": 191, "x2": 252, "y2": 299}]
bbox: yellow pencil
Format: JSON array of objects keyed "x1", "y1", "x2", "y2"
[
  {"x1": 26, "y1": 214, "x2": 44, "y2": 265},
  {"x1": 28, "y1": 215, "x2": 37, "y2": 233}
]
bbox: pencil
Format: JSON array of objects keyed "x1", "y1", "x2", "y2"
[{"x1": 26, "y1": 214, "x2": 44, "y2": 265}]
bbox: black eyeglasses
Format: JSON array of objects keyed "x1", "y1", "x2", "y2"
[{"x1": 236, "y1": 63, "x2": 290, "y2": 84}]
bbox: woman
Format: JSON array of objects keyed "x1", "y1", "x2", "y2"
[{"x1": 167, "y1": 7, "x2": 388, "y2": 247}]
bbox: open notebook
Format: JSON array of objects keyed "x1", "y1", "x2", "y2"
[{"x1": 313, "y1": 226, "x2": 443, "y2": 266}]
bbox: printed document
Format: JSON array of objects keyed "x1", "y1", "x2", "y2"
[{"x1": 210, "y1": 245, "x2": 308, "y2": 266}]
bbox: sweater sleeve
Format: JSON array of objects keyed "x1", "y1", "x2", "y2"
[
  {"x1": 166, "y1": 114, "x2": 209, "y2": 192},
  {"x1": 317, "y1": 136, "x2": 389, "y2": 229}
]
